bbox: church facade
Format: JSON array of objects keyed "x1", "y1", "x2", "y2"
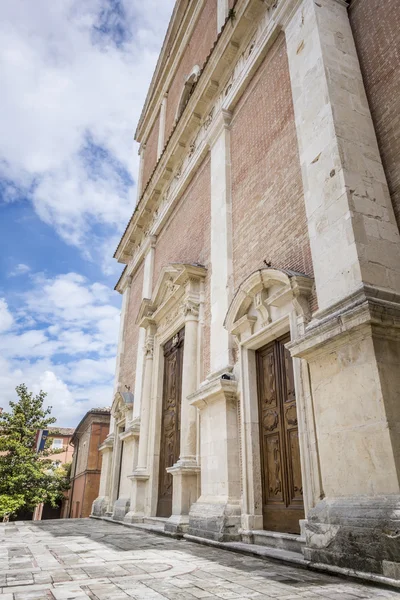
[{"x1": 93, "y1": 0, "x2": 400, "y2": 583}]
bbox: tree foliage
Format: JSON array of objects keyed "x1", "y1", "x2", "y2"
[{"x1": 0, "y1": 384, "x2": 70, "y2": 520}]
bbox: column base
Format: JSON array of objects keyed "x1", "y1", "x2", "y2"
[
  {"x1": 165, "y1": 461, "x2": 200, "y2": 535},
  {"x1": 164, "y1": 515, "x2": 189, "y2": 536},
  {"x1": 304, "y1": 496, "x2": 400, "y2": 579},
  {"x1": 124, "y1": 512, "x2": 144, "y2": 524},
  {"x1": 112, "y1": 497, "x2": 130, "y2": 522},
  {"x1": 188, "y1": 498, "x2": 242, "y2": 542},
  {"x1": 127, "y1": 470, "x2": 149, "y2": 518},
  {"x1": 91, "y1": 496, "x2": 110, "y2": 517}
]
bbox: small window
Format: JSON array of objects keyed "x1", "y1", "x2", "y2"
[{"x1": 52, "y1": 438, "x2": 63, "y2": 449}]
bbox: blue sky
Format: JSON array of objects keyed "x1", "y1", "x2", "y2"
[{"x1": 0, "y1": 0, "x2": 175, "y2": 425}]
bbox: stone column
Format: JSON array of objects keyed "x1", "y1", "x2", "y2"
[
  {"x1": 125, "y1": 325, "x2": 155, "y2": 521},
  {"x1": 165, "y1": 301, "x2": 201, "y2": 535},
  {"x1": 283, "y1": 0, "x2": 400, "y2": 578},
  {"x1": 186, "y1": 111, "x2": 241, "y2": 541}
]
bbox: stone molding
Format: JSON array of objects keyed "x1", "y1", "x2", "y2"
[
  {"x1": 288, "y1": 285, "x2": 400, "y2": 360},
  {"x1": 189, "y1": 377, "x2": 238, "y2": 410},
  {"x1": 225, "y1": 268, "x2": 314, "y2": 343},
  {"x1": 136, "y1": 0, "x2": 208, "y2": 143},
  {"x1": 136, "y1": 264, "x2": 206, "y2": 336},
  {"x1": 115, "y1": 0, "x2": 271, "y2": 267},
  {"x1": 99, "y1": 434, "x2": 114, "y2": 453}
]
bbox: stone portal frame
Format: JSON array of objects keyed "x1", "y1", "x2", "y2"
[
  {"x1": 135, "y1": 263, "x2": 207, "y2": 523},
  {"x1": 224, "y1": 268, "x2": 321, "y2": 536},
  {"x1": 108, "y1": 392, "x2": 133, "y2": 518}
]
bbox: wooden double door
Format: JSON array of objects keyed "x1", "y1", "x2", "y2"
[
  {"x1": 156, "y1": 328, "x2": 184, "y2": 518},
  {"x1": 256, "y1": 335, "x2": 304, "y2": 534}
]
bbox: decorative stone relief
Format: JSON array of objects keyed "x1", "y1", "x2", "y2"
[{"x1": 182, "y1": 299, "x2": 200, "y2": 318}]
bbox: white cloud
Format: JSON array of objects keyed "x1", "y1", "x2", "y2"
[
  {"x1": 0, "y1": 1, "x2": 175, "y2": 424},
  {"x1": 9, "y1": 263, "x2": 31, "y2": 277},
  {"x1": 0, "y1": 299, "x2": 14, "y2": 332},
  {"x1": 0, "y1": 0, "x2": 175, "y2": 269},
  {"x1": 0, "y1": 272, "x2": 119, "y2": 425}
]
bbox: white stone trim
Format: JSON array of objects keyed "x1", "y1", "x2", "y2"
[
  {"x1": 218, "y1": 0, "x2": 229, "y2": 32},
  {"x1": 157, "y1": 96, "x2": 167, "y2": 160},
  {"x1": 224, "y1": 268, "x2": 321, "y2": 530},
  {"x1": 130, "y1": 264, "x2": 207, "y2": 519},
  {"x1": 209, "y1": 109, "x2": 234, "y2": 374},
  {"x1": 284, "y1": 0, "x2": 400, "y2": 311}
]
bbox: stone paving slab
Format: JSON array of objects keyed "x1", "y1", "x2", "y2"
[{"x1": 0, "y1": 519, "x2": 398, "y2": 600}]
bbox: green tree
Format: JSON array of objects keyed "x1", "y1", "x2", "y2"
[{"x1": 0, "y1": 384, "x2": 70, "y2": 521}]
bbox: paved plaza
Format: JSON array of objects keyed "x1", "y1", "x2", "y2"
[{"x1": 0, "y1": 519, "x2": 398, "y2": 600}]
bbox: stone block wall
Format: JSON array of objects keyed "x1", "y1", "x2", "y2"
[{"x1": 349, "y1": 0, "x2": 400, "y2": 229}]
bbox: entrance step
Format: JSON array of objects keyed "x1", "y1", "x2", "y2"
[
  {"x1": 143, "y1": 517, "x2": 168, "y2": 526},
  {"x1": 251, "y1": 530, "x2": 305, "y2": 555}
]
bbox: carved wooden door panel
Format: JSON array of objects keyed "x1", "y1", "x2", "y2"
[
  {"x1": 256, "y1": 334, "x2": 304, "y2": 533},
  {"x1": 157, "y1": 328, "x2": 184, "y2": 518}
]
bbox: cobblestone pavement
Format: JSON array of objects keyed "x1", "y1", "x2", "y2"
[{"x1": 0, "y1": 519, "x2": 398, "y2": 600}]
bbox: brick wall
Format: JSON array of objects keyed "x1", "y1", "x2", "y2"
[
  {"x1": 153, "y1": 156, "x2": 211, "y2": 376},
  {"x1": 164, "y1": 0, "x2": 218, "y2": 142},
  {"x1": 230, "y1": 33, "x2": 314, "y2": 292},
  {"x1": 142, "y1": 111, "x2": 160, "y2": 192},
  {"x1": 119, "y1": 263, "x2": 144, "y2": 392},
  {"x1": 349, "y1": 0, "x2": 400, "y2": 230}
]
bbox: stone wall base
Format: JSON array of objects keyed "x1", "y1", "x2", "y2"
[
  {"x1": 112, "y1": 497, "x2": 130, "y2": 522},
  {"x1": 304, "y1": 496, "x2": 400, "y2": 579},
  {"x1": 188, "y1": 500, "x2": 241, "y2": 542},
  {"x1": 91, "y1": 496, "x2": 109, "y2": 517}
]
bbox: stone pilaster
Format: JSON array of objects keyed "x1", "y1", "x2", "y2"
[
  {"x1": 125, "y1": 325, "x2": 155, "y2": 521},
  {"x1": 209, "y1": 110, "x2": 234, "y2": 374},
  {"x1": 157, "y1": 95, "x2": 167, "y2": 160},
  {"x1": 188, "y1": 377, "x2": 241, "y2": 542},
  {"x1": 186, "y1": 110, "x2": 241, "y2": 541},
  {"x1": 91, "y1": 434, "x2": 114, "y2": 517},
  {"x1": 165, "y1": 300, "x2": 201, "y2": 535},
  {"x1": 283, "y1": 0, "x2": 400, "y2": 577}
]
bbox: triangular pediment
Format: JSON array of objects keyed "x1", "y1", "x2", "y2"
[{"x1": 136, "y1": 263, "x2": 207, "y2": 327}]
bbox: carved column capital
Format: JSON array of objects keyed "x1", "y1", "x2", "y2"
[
  {"x1": 144, "y1": 334, "x2": 154, "y2": 358},
  {"x1": 182, "y1": 299, "x2": 200, "y2": 319}
]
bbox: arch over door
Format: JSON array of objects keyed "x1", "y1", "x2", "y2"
[{"x1": 257, "y1": 334, "x2": 304, "y2": 533}]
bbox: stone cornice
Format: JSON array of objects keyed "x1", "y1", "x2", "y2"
[
  {"x1": 99, "y1": 433, "x2": 114, "y2": 453},
  {"x1": 135, "y1": 0, "x2": 203, "y2": 144},
  {"x1": 288, "y1": 285, "x2": 400, "y2": 359},
  {"x1": 189, "y1": 376, "x2": 238, "y2": 409},
  {"x1": 115, "y1": 236, "x2": 156, "y2": 294}
]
